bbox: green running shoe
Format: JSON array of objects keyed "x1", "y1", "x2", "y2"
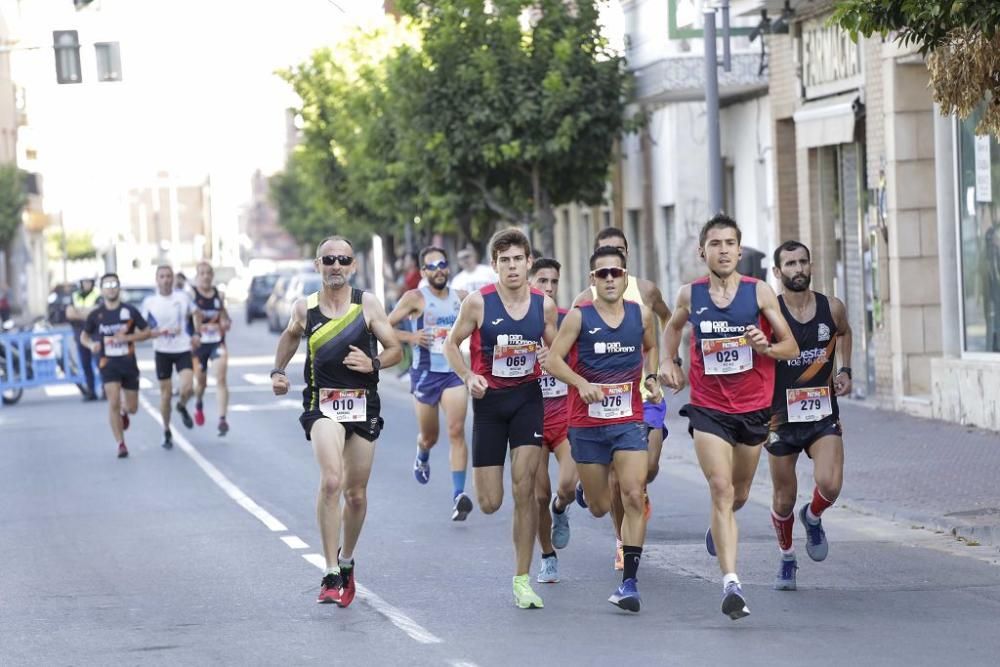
[{"x1": 513, "y1": 574, "x2": 544, "y2": 609}]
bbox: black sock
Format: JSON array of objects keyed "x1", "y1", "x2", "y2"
[
  {"x1": 552, "y1": 498, "x2": 565, "y2": 514},
  {"x1": 623, "y1": 545, "x2": 642, "y2": 581},
  {"x1": 542, "y1": 551, "x2": 556, "y2": 560}
]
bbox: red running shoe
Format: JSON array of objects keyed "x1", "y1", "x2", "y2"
[
  {"x1": 316, "y1": 572, "x2": 343, "y2": 604},
  {"x1": 117, "y1": 442, "x2": 129, "y2": 459},
  {"x1": 194, "y1": 404, "x2": 205, "y2": 427},
  {"x1": 121, "y1": 412, "x2": 130, "y2": 432},
  {"x1": 338, "y1": 564, "x2": 356, "y2": 608}
]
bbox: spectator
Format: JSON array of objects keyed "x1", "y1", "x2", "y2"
[
  {"x1": 450, "y1": 246, "x2": 497, "y2": 294},
  {"x1": 403, "y1": 253, "x2": 421, "y2": 291}
]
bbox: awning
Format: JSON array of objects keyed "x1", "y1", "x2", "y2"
[{"x1": 793, "y1": 92, "x2": 860, "y2": 149}]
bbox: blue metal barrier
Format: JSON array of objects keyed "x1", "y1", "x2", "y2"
[{"x1": 0, "y1": 326, "x2": 87, "y2": 407}]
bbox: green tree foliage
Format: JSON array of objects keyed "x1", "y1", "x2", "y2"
[
  {"x1": 46, "y1": 230, "x2": 96, "y2": 261},
  {"x1": 0, "y1": 164, "x2": 27, "y2": 251},
  {"x1": 832, "y1": 1, "x2": 1000, "y2": 135}
]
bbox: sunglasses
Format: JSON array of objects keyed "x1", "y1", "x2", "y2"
[
  {"x1": 320, "y1": 255, "x2": 354, "y2": 267},
  {"x1": 101, "y1": 281, "x2": 120, "y2": 289},
  {"x1": 423, "y1": 259, "x2": 448, "y2": 271},
  {"x1": 591, "y1": 267, "x2": 626, "y2": 280}
]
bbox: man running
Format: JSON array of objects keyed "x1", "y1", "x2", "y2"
[
  {"x1": 767, "y1": 241, "x2": 852, "y2": 591},
  {"x1": 141, "y1": 265, "x2": 198, "y2": 449},
  {"x1": 191, "y1": 262, "x2": 231, "y2": 436},
  {"x1": 81, "y1": 273, "x2": 154, "y2": 458},
  {"x1": 388, "y1": 246, "x2": 473, "y2": 521},
  {"x1": 546, "y1": 246, "x2": 660, "y2": 612},
  {"x1": 658, "y1": 214, "x2": 798, "y2": 620},
  {"x1": 271, "y1": 236, "x2": 401, "y2": 606},
  {"x1": 527, "y1": 258, "x2": 576, "y2": 584},
  {"x1": 573, "y1": 228, "x2": 671, "y2": 569},
  {"x1": 444, "y1": 228, "x2": 557, "y2": 609}
]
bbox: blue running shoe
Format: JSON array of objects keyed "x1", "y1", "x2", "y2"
[
  {"x1": 705, "y1": 528, "x2": 716, "y2": 557},
  {"x1": 721, "y1": 581, "x2": 750, "y2": 620},
  {"x1": 413, "y1": 456, "x2": 430, "y2": 485},
  {"x1": 537, "y1": 555, "x2": 559, "y2": 584},
  {"x1": 575, "y1": 481, "x2": 588, "y2": 509},
  {"x1": 799, "y1": 504, "x2": 829, "y2": 561},
  {"x1": 774, "y1": 555, "x2": 797, "y2": 591},
  {"x1": 550, "y1": 495, "x2": 570, "y2": 549},
  {"x1": 608, "y1": 578, "x2": 641, "y2": 612}
]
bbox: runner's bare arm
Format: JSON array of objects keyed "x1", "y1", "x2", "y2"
[
  {"x1": 444, "y1": 290, "x2": 483, "y2": 383},
  {"x1": 544, "y1": 308, "x2": 600, "y2": 403},
  {"x1": 271, "y1": 298, "x2": 306, "y2": 396},
  {"x1": 830, "y1": 296, "x2": 853, "y2": 396},
  {"x1": 641, "y1": 305, "x2": 662, "y2": 402},
  {"x1": 754, "y1": 281, "x2": 800, "y2": 360},
  {"x1": 359, "y1": 291, "x2": 403, "y2": 371},
  {"x1": 456, "y1": 289, "x2": 469, "y2": 301},
  {"x1": 658, "y1": 285, "x2": 691, "y2": 392},
  {"x1": 542, "y1": 295, "x2": 558, "y2": 347},
  {"x1": 386, "y1": 289, "x2": 425, "y2": 346},
  {"x1": 640, "y1": 279, "x2": 673, "y2": 330}
]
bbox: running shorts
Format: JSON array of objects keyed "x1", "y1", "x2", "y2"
[
  {"x1": 409, "y1": 369, "x2": 464, "y2": 406},
  {"x1": 155, "y1": 351, "x2": 193, "y2": 380},
  {"x1": 569, "y1": 422, "x2": 648, "y2": 465},
  {"x1": 471, "y1": 381, "x2": 543, "y2": 468},
  {"x1": 766, "y1": 415, "x2": 842, "y2": 458},
  {"x1": 681, "y1": 403, "x2": 771, "y2": 447}
]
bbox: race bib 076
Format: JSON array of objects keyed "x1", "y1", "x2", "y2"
[
  {"x1": 319, "y1": 388, "x2": 367, "y2": 423},
  {"x1": 701, "y1": 336, "x2": 753, "y2": 375},
  {"x1": 588, "y1": 382, "x2": 633, "y2": 420},
  {"x1": 786, "y1": 386, "x2": 832, "y2": 423}
]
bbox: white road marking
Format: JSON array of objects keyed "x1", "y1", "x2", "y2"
[
  {"x1": 281, "y1": 536, "x2": 309, "y2": 550},
  {"x1": 137, "y1": 354, "x2": 305, "y2": 371},
  {"x1": 229, "y1": 400, "x2": 299, "y2": 412},
  {"x1": 138, "y1": 394, "x2": 287, "y2": 532},
  {"x1": 449, "y1": 662, "x2": 481, "y2": 667},
  {"x1": 242, "y1": 373, "x2": 274, "y2": 385},
  {"x1": 44, "y1": 385, "x2": 80, "y2": 397}
]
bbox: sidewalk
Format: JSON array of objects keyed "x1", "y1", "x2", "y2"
[{"x1": 662, "y1": 391, "x2": 1000, "y2": 550}]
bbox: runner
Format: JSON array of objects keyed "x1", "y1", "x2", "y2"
[
  {"x1": 443, "y1": 228, "x2": 558, "y2": 609},
  {"x1": 658, "y1": 214, "x2": 799, "y2": 620},
  {"x1": 140, "y1": 265, "x2": 198, "y2": 449},
  {"x1": 80, "y1": 273, "x2": 154, "y2": 458},
  {"x1": 191, "y1": 262, "x2": 232, "y2": 436},
  {"x1": 545, "y1": 245, "x2": 660, "y2": 612},
  {"x1": 573, "y1": 228, "x2": 671, "y2": 569},
  {"x1": 270, "y1": 236, "x2": 402, "y2": 606},
  {"x1": 387, "y1": 246, "x2": 474, "y2": 521},
  {"x1": 766, "y1": 240, "x2": 852, "y2": 591},
  {"x1": 528, "y1": 258, "x2": 577, "y2": 584}
]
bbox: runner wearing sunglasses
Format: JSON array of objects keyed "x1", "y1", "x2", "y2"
[
  {"x1": 388, "y1": 246, "x2": 474, "y2": 521},
  {"x1": 271, "y1": 235, "x2": 402, "y2": 606}
]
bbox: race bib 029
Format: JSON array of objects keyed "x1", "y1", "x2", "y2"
[
  {"x1": 701, "y1": 335, "x2": 753, "y2": 375},
  {"x1": 319, "y1": 388, "x2": 367, "y2": 423}
]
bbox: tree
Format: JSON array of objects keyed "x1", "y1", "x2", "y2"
[
  {"x1": 832, "y1": 1, "x2": 1000, "y2": 135},
  {"x1": 0, "y1": 164, "x2": 26, "y2": 251}
]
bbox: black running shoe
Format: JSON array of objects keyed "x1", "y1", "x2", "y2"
[
  {"x1": 176, "y1": 403, "x2": 194, "y2": 429},
  {"x1": 218, "y1": 417, "x2": 229, "y2": 437},
  {"x1": 162, "y1": 431, "x2": 173, "y2": 450}
]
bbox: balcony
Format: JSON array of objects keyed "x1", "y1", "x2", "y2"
[{"x1": 631, "y1": 51, "x2": 768, "y2": 105}]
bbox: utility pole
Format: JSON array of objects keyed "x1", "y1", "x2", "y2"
[{"x1": 704, "y1": 0, "x2": 732, "y2": 215}]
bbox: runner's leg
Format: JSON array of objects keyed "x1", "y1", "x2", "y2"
[
  {"x1": 552, "y1": 440, "x2": 577, "y2": 509},
  {"x1": 441, "y1": 384, "x2": 470, "y2": 497},
  {"x1": 159, "y1": 378, "x2": 173, "y2": 427},
  {"x1": 105, "y1": 382, "x2": 124, "y2": 442},
  {"x1": 510, "y1": 445, "x2": 542, "y2": 576},
  {"x1": 808, "y1": 435, "x2": 844, "y2": 512},
  {"x1": 693, "y1": 431, "x2": 738, "y2": 574},
  {"x1": 178, "y1": 367, "x2": 193, "y2": 406},
  {"x1": 340, "y1": 433, "x2": 377, "y2": 560},
  {"x1": 310, "y1": 419, "x2": 347, "y2": 569},
  {"x1": 535, "y1": 449, "x2": 554, "y2": 554},
  {"x1": 614, "y1": 450, "x2": 649, "y2": 549},
  {"x1": 645, "y1": 428, "x2": 663, "y2": 484},
  {"x1": 577, "y1": 462, "x2": 612, "y2": 518},
  {"x1": 214, "y1": 348, "x2": 229, "y2": 419}
]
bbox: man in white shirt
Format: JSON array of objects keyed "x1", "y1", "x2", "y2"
[
  {"x1": 450, "y1": 246, "x2": 498, "y2": 294},
  {"x1": 141, "y1": 265, "x2": 200, "y2": 449}
]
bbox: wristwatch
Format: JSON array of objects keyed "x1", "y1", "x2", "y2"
[
  {"x1": 672, "y1": 356, "x2": 683, "y2": 367},
  {"x1": 837, "y1": 366, "x2": 852, "y2": 379},
  {"x1": 371, "y1": 357, "x2": 382, "y2": 373}
]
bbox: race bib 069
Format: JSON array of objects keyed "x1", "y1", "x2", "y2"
[
  {"x1": 588, "y1": 382, "x2": 633, "y2": 420},
  {"x1": 786, "y1": 386, "x2": 832, "y2": 423},
  {"x1": 492, "y1": 342, "x2": 537, "y2": 378},
  {"x1": 701, "y1": 336, "x2": 753, "y2": 375},
  {"x1": 319, "y1": 388, "x2": 367, "y2": 423}
]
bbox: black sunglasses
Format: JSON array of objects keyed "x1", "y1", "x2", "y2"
[
  {"x1": 591, "y1": 267, "x2": 626, "y2": 280},
  {"x1": 320, "y1": 255, "x2": 354, "y2": 267},
  {"x1": 423, "y1": 259, "x2": 448, "y2": 271}
]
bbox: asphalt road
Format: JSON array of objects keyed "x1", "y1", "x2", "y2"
[{"x1": 3, "y1": 307, "x2": 1000, "y2": 666}]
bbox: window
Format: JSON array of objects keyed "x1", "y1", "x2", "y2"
[
  {"x1": 956, "y1": 110, "x2": 1000, "y2": 352},
  {"x1": 95, "y1": 42, "x2": 123, "y2": 82},
  {"x1": 53, "y1": 30, "x2": 82, "y2": 84}
]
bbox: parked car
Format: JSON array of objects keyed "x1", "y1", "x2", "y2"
[
  {"x1": 121, "y1": 285, "x2": 156, "y2": 310},
  {"x1": 246, "y1": 273, "x2": 284, "y2": 324},
  {"x1": 266, "y1": 272, "x2": 321, "y2": 333},
  {"x1": 265, "y1": 274, "x2": 292, "y2": 333}
]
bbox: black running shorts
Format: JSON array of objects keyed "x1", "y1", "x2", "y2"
[
  {"x1": 100, "y1": 358, "x2": 140, "y2": 391},
  {"x1": 472, "y1": 381, "x2": 544, "y2": 468},
  {"x1": 681, "y1": 403, "x2": 771, "y2": 447},
  {"x1": 766, "y1": 415, "x2": 842, "y2": 458},
  {"x1": 154, "y1": 351, "x2": 193, "y2": 381},
  {"x1": 299, "y1": 408, "x2": 384, "y2": 443}
]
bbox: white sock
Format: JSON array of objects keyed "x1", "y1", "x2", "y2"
[
  {"x1": 324, "y1": 566, "x2": 340, "y2": 577},
  {"x1": 806, "y1": 506, "x2": 820, "y2": 524},
  {"x1": 781, "y1": 548, "x2": 796, "y2": 558},
  {"x1": 723, "y1": 572, "x2": 739, "y2": 588},
  {"x1": 338, "y1": 556, "x2": 353, "y2": 569}
]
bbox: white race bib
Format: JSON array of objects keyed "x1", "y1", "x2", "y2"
[
  {"x1": 319, "y1": 388, "x2": 367, "y2": 423},
  {"x1": 429, "y1": 326, "x2": 448, "y2": 355},
  {"x1": 200, "y1": 324, "x2": 222, "y2": 344},
  {"x1": 492, "y1": 342, "x2": 537, "y2": 378},
  {"x1": 588, "y1": 382, "x2": 633, "y2": 419},
  {"x1": 539, "y1": 371, "x2": 568, "y2": 398},
  {"x1": 103, "y1": 336, "x2": 129, "y2": 357},
  {"x1": 785, "y1": 386, "x2": 833, "y2": 423},
  {"x1": 701, "y1": 336, "x2": 753, "y2": 375}
]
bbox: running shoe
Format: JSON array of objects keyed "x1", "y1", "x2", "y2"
[
  {"x1": 513, "y1": 574, "x2": 544, "y2": 609},
  {"x1": 608, "y1": 577, "x2": 641, "y2": 613},
  {"x1": 537, "y1": 555, "x2": 559, "y2": 584},
  {"x1": 550, "y1": 495, "x2": 570, "y2": 549},
  {"x1": 413, "y1": 455, "x2": 430, "y2": 484},
  {"x1": 799, "y1": 504, "x2": 829, "y2": 561},
  {"x1": 705, "y1": 527, "x2": 716, "y2": 557},
  {"x1": 194, "y1": 403, "x2": 205, "y2": 427},
  {"x1": 117, "y1": 442, "x2": 129, "y2": 459},
  {"x1": 451, "y1": 492, "x2": 473, "y2": 521},
  {"x1": 317, "y1": 572, "x2": 343, "y2": 604},
  {"x1": 218, "y1": 417, "x2": 229, "y2": 437},
  {"x1": 161, "y1": 431, "x2": 173, "y2": 450},
  {"x1": 177, "y1": 403, "x2": 194, "y2": 429},
  {"x1": 721, "y1": 581, "x2": 750, "y2": 620},
  {"x1": 614, "y1": 538, "x2": 624, "y2": 571},
  {"x1": 774, "y1": 555, "x2": 797, "y2": 591},
  {"x1": 338, "y1": 563, "x2": 356, "y2": 608},
  {"x1": 120, "y1": 411, "x2": 130, "y2": 432},
  {"x1": 574, "y1": 480, "x2": 588, "y2": 509}
]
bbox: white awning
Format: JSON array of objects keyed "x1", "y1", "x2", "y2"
[{"x1": 793, "y1": 93, "x2": 860, "y2": 149}]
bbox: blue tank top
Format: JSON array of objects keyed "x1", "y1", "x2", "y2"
[
  {"x1": 412, "y1": 286, "x2": 462, "y2": 373},
  {"x1": 471, "y1": 284, "x2": 545, "y2": 390}
]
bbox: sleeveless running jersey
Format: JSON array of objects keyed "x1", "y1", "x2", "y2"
[
  {"x1": 568, "y1": 301, "x2": 644, "y2": 427},
  {"x1": 301, "y1": 289, "x2": 380, "y2": 417},
  {"x1": 470, "y1": 284, "x2": 545, "y2": 390},
  {"x1": 591, "y1": 275, "x2": 649, "y2": 399},
  {"x1": 771, "y1": 292, "x2": 839, "y2": 426},
  {"x1": 194, "y1": 287, "x2": 226, "y2": 344},
  {"x1": 688, "y1": 276, "x2": 774, "y2": 413},
  {"x1": 540, "y1": 308, "x2": 569, "y2": 422},
  {"x1": 412, "y1": 286, "x2": 462, "y2": 374}
]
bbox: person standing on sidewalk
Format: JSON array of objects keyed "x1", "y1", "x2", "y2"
[
  {"x1": 658, "y1": 214, "x2": 799, "y2": 620},
  {"x1": 66, "y1": 277, "x2": 101, "y2": 401},
  {"x1": 271, "y1": 235, "x2": 402, "y2": 606},
  {"x1": 766, "y1": 240, "x2": 852, "y2": 591}
]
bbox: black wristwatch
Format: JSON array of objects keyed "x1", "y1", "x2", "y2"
[
  {"x1": 269, "y1": 368, "x2": 286, "y2": 378},
  {"x1": 837, "y1": 366, "x2": 852, "y2": 379},
  {"x1": 645, "y1": 373, "x2": 658, "y2": 384},
  {"x1": 673, "y1": 356, "x2": 683, "y2": 367},
  {"x1": 371, "y1": 357, "x2": 382, "y2": 373}
]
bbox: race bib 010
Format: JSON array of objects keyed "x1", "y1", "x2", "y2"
[
  {"x1": 786, "y1": 386, "x2": 833, "y2": 423},
  {"x1": 701, "y1": 336, "x2": 753, "y2": 375},
  {"x1": 588, "y1": 382, "x2": 633, "y2": 420},
  {"x1": 539, "y1": 371, "x2": 568, "y2": 398},
  {"x1": 319, "y1": 388, "x2": 367, "y2": 423},
  {"x1": 492, "y1": 342, "x2": 537, "y2": 378}
]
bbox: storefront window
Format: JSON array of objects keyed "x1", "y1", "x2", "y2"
[{"x1": 956, "y1": 110, "x2": 1000, "y2": 352}]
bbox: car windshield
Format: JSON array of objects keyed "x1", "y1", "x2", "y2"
[
  {"x1": 302, "y1": 276, "x2": 322, "y2": 294},
  {"x1": 252, "y1": 275, "x2": 279, "y2": 294}
]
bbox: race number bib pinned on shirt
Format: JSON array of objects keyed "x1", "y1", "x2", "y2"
[
  {"x1": 492, "y1": 339, "x2": 537, "y2": 378},
  {"x1": 539, "y1": 371, "x2": 568, "y2": 398},
  {"x1": 200, "y1": 324, "x2": 222, "y2": 344},
  {"x1": 588, "y1": 382, "x2": 633, "y2": 419},
  {"x1": 786, "y1": 386, "x2": 833, "y2": 423},
  {"x1": 319, "y1": 388, "x2": 367, "y2": 423},
  {"x1": 103, "y1": 336, "x2": 129, "y2": 357},
  {"x1": 701, "y1": 336, "x2": 753, "y2": 375},
  {"x1": 429, "y1": 326, "x2": 448, "y2": 355}
]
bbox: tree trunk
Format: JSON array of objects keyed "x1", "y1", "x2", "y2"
[{"x1": 532, "y1": 163, "x2": 556, "y2": 258}]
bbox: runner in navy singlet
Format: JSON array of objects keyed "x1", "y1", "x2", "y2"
[
  {"x1": 658, "y1": 214, "x2": 799, "y2": 620},
  {"x1": 766, "y1": 241, "x2": 852, "y2": 591},
  {"x1": 444, "y1": 229, "x2": 558, "y2": 610},
  {"x1": 191, "y1": 262, "x2": 232, "y2": 436}
]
